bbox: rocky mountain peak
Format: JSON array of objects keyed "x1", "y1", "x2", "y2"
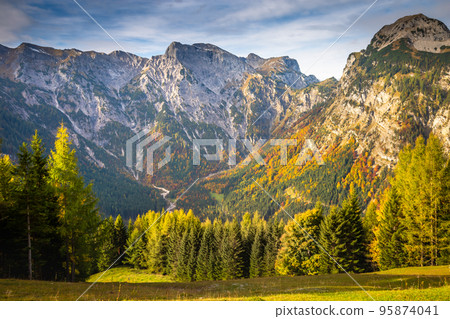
[
  {"x1": 164, "y1": 41, "x2": 254, "y2": 94},
  {"x1": 245, "y1": 53, "x2": 265, "y2": 69},
  {"x1": 370, "y1": 14, "x2": 450, "y2": 53}
]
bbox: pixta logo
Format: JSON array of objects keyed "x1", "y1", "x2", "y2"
[
  {"x1": 126, "y1": 131, "x2": 323, "y2": 175},
  {"x1": 193, "y1": 138, "x2": 324, "y2": 166},
  {"x1": 126, "y1": 128, "x2": 171, "y2": 175}
]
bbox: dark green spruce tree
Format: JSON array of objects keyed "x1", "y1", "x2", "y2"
[
  {"x1": 376, "y1": 186, "x2": 408, "y2": 270},
  {"x1": 114, "y1": 214, "x2": 127, "y2": 263},
  {"x1": 320, "y1": 188, "x2": 368, "y2": 273},
  {"x1": 196, "y1": 219, "x2": 215, "y2": 281},
  {"x1": 262, "y1": 218, "x2": 283, "y2": 277},
  {"x1": 249, "y1": 225, "x2": 265, "y2": 278},
  {"x1": 319, "y1": 207, "x2": 340, "y2": 274},
  {"x1": 219, "y1": 219, "x2": 244, "y2": 280},
  {"x1": 97, "y1": 216, "x2": 116, "y2": 271}
]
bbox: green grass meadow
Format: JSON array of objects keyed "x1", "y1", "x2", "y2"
[{"x1": 0, "y1": 265, "x2": 448, "y2": 301}]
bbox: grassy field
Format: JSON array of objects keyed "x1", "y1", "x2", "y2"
[
  {"x1": 0, "y1": 265, "x2": 448, "y2": 301},
  {"x1": 86, "y1": 267, "x2": 174, "y2": 283},
  {"x1": 210, "y1": 192, "x2": 224, "y2": 203}
]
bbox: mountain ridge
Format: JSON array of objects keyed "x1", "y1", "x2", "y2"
[
  {"x1": 1, "y1": 13, "x2": 449, "y2": 217},
  {"x1": 196, "y1": 13, "x2": 450, "y2": 216},
  {"x1": 0, "y1": 39, "x2": 319, "y2": 216}
]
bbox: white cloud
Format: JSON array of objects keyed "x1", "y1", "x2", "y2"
[
  {"x1": 0, "y1": 2, "x2": 31, "y2": 43},
  {"x1": 1, "y1": 0, "x2": 449, "y2": 79}
]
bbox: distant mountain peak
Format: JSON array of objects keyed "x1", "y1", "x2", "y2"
[{"x1": 370, "y1": 13, "x2": 450, "y2": 53}]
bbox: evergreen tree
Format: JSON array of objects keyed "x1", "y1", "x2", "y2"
[
  {"x1": 126, "y1": 212, "x2": 151, "y2": 269},
  {"x1": 174, "y1": 228, "x2": 190, "y2": 281},
  {"x1": 363, "y1": 201, "x2": 378, "y2": 243},
  {"x1": 318, "y1": 207, "x2": 340, "y2": 274},
  {"x1": 15, "y1": 143, "x2": 34, "y2": 279},
  {"x1": 114, "y1": 214, "x2": 127, "y2": 262},
  {"x1": 196, "y1": 219, "x2": 214, "y2": 281},
  {"x1": 13, "y1": 133, "x2": 60, "y2": 280},
  {"x1": 29, "y1": 132, "x2": 61, "y2": 280},
  {"x1": 240, "y1": 212, "x2": 255, "y2": 278},
  {"x1": 338, "y1": 189, "x2": 368, "y2": 273},
  {"x1": 249, "y1": 225, "x2": 264, "y2": 278},
  {"x1": 97, "y1": 216, "x2": 116, "y2": 271},
  {"x1": 210, "y1": 219, "x2": 224, "y2": 280},
  {"x1": 186, "y1": 225, "x2": 201, "y2": 281},
  {"x1": 219, "y1": 219, "x2": 243, "y2": 280},
  {"x1": 262, "y1": 218, "x2": 283, "y2": 277},
  {"x1": 374, "y1": 187, "x2": 407, "y2": 270},
  {"x1": 327, "y1": 189, "x2": 368, "y2": 273},
  {"x1": 146, "y1": 213, "x2": 166, "y2": 274}
]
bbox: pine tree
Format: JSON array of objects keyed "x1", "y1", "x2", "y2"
[
  {"x1": 175, "y1": 228, "x2": 190, "y2": 281},
  {"x1": 422, "y1": 135, "x2": 449, "y2": 265},
  {"x1": 1, "y1": 132, "x2": 61, "y2": 280},
  {"x1": 186, "y1": 225, "x2": 201, "y2": 281},
  {"x1": 210, "y1": 219, "x2": 224, "y2": 280},
  {"x1": 14, "y1": 133, "x2": 60, "y2": 280},
  {"x1": 240, "y1": 212, "x2": 255, "y2": 278},
  {"x1": 363, "y1": 201, "x2": 378, "y2": 243},
  {"x1": 319, "y1": 207, "x2": 340, "y2": 274},
  {"x1": 262, "y1": 218, "x2": 283, "y2": 277},
  {"x1": 15, "y1": 143, "x2": 34, "y2": 279},
  {"x1": 97, "y1": 216, "x2": 116, "y2": 271},
  {"x1": 125, "y1": 221, "x2": 147, "y2": 269},
  {"x1": 333, "y1": 189, "x2": 368, "y2": 273},
  {"x1": 114, "y1": 214, "x2": 127, "y2": 262},
  {"x1": 249, "y1": 225, "x2": 264, "y2": 278},
  {"x1": 375, "y1": 186, "x2": 407, "y2": 270},
  {"x1": 29, "y1": 132, "x2": 61, "y2": 280},
  {"x1": 219, "y1": 219, "x2": 243, "y2": 280},
  {"x1": 196, "y1": 219, "x2": 214, "y2": 281},
  {"x1": 146, "y1": 213, "x2": 166, "y2": 274}
]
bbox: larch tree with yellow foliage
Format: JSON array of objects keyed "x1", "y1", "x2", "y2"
[{"x1": 49, "y1": 123, "x2": 99, "y2": 281}]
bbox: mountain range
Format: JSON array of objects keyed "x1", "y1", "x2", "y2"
[{"x1": 0, "y1": 13, "x2": 449, "y2": 218}]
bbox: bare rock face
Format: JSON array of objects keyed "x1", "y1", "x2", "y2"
[
  {"x1": 0, "y1": 40, "x2": 318, "y2": 160},
  {"x1": 164, "y1": 42, "x2": 254, "y2": 95},
  {"x1": 370, "y1": 14, "x2": 450, "y2": 53},
  {"x1": 310, "y1": 14, "x2": 450, "y2": 168}
]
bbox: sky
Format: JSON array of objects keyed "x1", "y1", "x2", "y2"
[{"x1": 1, "y1": 0, "x2": 449, "y2": 80}]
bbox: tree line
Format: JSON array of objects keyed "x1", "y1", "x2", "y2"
[
  {"x1": 117, "y1": 134, "x2": 449, "y2": 279},
  {"x1": 1, "y1": 126, "x2": 449, "y2": 282}
]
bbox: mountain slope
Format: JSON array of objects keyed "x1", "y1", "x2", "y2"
[
  {"x1": 197, "y1": 14, "x2": 450, "y2": 217},
  {"x1": 0, "y1": 41, "x2": 318, "y2": 216}
]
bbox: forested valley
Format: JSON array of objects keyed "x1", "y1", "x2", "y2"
[{"x1": 1, "y1": 125, "x2": 449, "y2": 282}]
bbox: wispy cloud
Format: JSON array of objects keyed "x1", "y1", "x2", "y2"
[
  {"x1": 1, "y1": 0, "x2": 449, "y2": 79},
  {"x1": 0, "y1": 1, "x2": 31, "y2": 43}
]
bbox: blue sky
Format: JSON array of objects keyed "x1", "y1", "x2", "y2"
[{"x1": 1, "y1": 0, "x2": 449, "y2": 80}]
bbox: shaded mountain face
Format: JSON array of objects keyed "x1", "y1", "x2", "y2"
[
  {"x1": 0, "y1": 40, "x2": 318, "y2": 216},
  {"x1": 197, "y1": 14, "x2": 450, "y2": 217}
]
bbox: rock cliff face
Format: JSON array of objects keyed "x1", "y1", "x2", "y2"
[
  {"x1": 370, "y1": 14, "x2": 450, "y2": 53},
  {"x1": 0, "y1": 39, "x2": 318, "y2": 214},
  {"x1": 279, "y1": 14, "x2": 450, "y2": 168},
  {"x1": 215, "y1": 14, "x2": 450, "y2": 215},
  {"x1": 0, "y1": 41, "x2": 317, "y2": 151}
]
